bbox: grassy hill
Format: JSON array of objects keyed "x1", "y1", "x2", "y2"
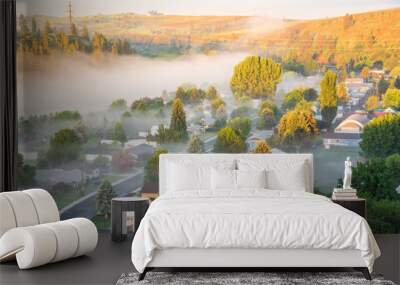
[
  {"x1": 24, "y1": 8, "x2": 400, "y2": 67},
  {"x1": 256, "y1": 8, "x2": 400, "y2": 69}
]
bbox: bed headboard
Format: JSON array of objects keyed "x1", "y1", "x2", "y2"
[{"x1": 159, "y1": 153, "x2": 314, "y2": 195}]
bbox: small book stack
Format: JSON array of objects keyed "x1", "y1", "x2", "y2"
[{"x1": 332, "y1": 188, "x2": 358, "y2": 200}]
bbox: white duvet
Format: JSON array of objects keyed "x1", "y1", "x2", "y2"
[{"x1": 131, "y1": 190, "x2": 380, "y2": 273}]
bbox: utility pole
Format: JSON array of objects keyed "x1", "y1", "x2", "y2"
[{"x1": 68, "y1": 1, "x2": 73, "y2": 32}]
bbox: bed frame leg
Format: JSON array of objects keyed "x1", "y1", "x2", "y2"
[
  {"x1": 354, "y1": 267, "x2": 371, "y2": 280},
  {"x1": 138, "y1": 268, "x2": 148, "y2": 281}
]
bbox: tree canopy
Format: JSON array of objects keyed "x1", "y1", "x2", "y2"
[
  {"x1": 187, "y1": 135, "x2": 205, "y2": 153},
  {"x1": 365, "y1": 95, "x2": 380, "y2": 111},
  {"x1": 170, "y1": 98, "x2": 188, "y2": 140},
  {"x1": 360, "y1": 114, "x2": 400, "y2": 158},
  {"x1": 278, "y1": 106, "x2": 319, "y2": 151},
  {"x1": 282, "y1": 89, "x2": 304, "y2": 111},
  {"x1": 144, "y1": 148, "x2": 168, "y2": 183},
  {"x1": 96, "y1": 180, "x2": 116, "y2": 219},
  {"x1": 227, "y1": 117, "x2": 252, "y2": 140},
  {"x1": 230, "y1": 56, "x2": 282, "y2": 99},
  {"x1": 252, "y1": 140, "x2": 272, "y2": 153},
  {"x1": 383, "y1": 89, "x2": 400, "y2": 109},
  {"x1": 319, "y1": 70, "x2": 338, "y2": 126},
  {"x1": 213, "y1": 127, "x2": 246, "y2": 153},
  {"x1": 111, "y1": 122, "x2": 127, "y2": 143},
  {"x1": 337, "y1": 82, "x2": 349, "y2": 103},
  {"x1": 47, "y1": 128, "x2": 81, "y2": 165}
]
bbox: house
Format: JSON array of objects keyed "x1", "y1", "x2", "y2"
[
  {"x1": 138, "y1": 125, "x2": 160, "y2": 138},
  {"x1": 100, "y1": 139, "x2": 122, "y2": 147},
  {"x1": 369, "y1": 69, "x2": 385, "y2": 81},
  {"x1": 373, "y1": 108, "x2": 398, "y2": 117},
  {"x1": 85, "y1": 154, "x2": 112, "y2": 162},
  {"x1": 128, "y1": 143, "x2": 155, "y2": 161},
  {"x1": 323, "y1": 111, "x2": 370, "y2": 148},
  {"x1": 124, "y1": 139, "x2": 157, "y2": 149}
]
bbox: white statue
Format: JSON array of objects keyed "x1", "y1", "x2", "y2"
[{"x1": 343, "y1": 156, "x2": 352, "y2": 190}]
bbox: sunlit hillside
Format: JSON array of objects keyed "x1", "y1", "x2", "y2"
[
  {"x1": 22, "y1": 8, "x2": 400, "y2": 66},
  {"x1": 32, "y1": 13, "x2": 294, "y2": 45},
  {"x1": 256, "y1": 8, "x2": 400, "y2": 69}
]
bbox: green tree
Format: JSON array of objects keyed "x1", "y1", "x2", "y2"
[
  {"x1": 360, "y1": 114, "x2": 400, "y2": 158},
  {"x1": 230, "y1": 56, "x2": 282, "y2": 99},
  {"x1": 96, "y1": 180, "x2": 116, "y2": 219},
  {"x1": 383, "y1": 89, "x2": 400, "y2": 109},
  {"x1": 252, "y1": 140, "x2": 272, "y2": 153},
  {"x1": 394, "y1": 77, "x2": 400, "y2": 89},
  {"x1": 111, "y1": 122, "x2": 127, "y2": 143},
  {"x1": 47, "y1": 128, "x2": 81, "y2": 165},
  {"x1": 170, "y1": 98, "x2": 188, "y2": 140},
  {"x1": 187, "y1": 135, "x2": 205, "y2": 153},
  {"x1": 144, "y1": 148, "x2": 168, "y2": 183},
  {"x1": 282, "y1": 89, "x2": 304, "y2": 111},
  {"x1": 303, "y1": 88, "x2": 318, "y2": 102},
  {"x1": 319, "y1": 70, "x2": 338, "y2": 127},
  {"x1": 16, "y1": 153, "x2": 36, "y2": 189},
  {"x1": 213, "y1": 127, "x2": 246, "y2": 153},
  {"x1": 227, "y1": 117, "x2": 251, "y2": 140},
  {"x1": 258, "y1": 100, "x2": 278, "y2": 129},
  {"x1": 378, "y1": 78, "x2": 390, "y2": 96},
  {"x1": 206, "y1": 85, "x2": 218, "y2": 100},
  {"x1": 110, "y1": 99, "x2": 128, "y2": 111},
  {"x1": 278, "y1": 106, "x2": 319, "y2": 152}
]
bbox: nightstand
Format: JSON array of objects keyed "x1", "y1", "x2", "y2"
[
  {"x1": 111, "y1": 197, "x2": 150, "y2": 242},
  {"x1": 332, "y1": 198, "x2": 366, "y2": 218}
]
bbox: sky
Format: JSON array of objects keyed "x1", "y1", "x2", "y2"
[{"x1": 17, "y1": 0, "x2": 400, "y2": 19}]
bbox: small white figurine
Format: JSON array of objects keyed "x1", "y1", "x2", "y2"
[{"x1": 343, "y1": 156, "x2": 352, "y2": 190}]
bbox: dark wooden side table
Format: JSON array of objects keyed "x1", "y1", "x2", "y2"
[
  {"x1": 332, "y1": 198, "x2": 366, "y2": 218},
  {"x1": 111, "y1": 197, "x2": 150, "y2": 242}
]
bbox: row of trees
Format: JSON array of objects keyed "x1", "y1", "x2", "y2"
[{"x1": 18, "y1": 15, "x2": 134, "y2": 56}]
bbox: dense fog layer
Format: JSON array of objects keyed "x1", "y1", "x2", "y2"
[{"x1": 17, "y1": 52, "x2": 320, "y2": 116}]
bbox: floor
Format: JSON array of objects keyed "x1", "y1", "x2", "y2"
[{"x1": 1, "y1": 232, "x2": 399, "y2": 285}]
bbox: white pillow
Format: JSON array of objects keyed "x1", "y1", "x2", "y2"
[
  {"x1": 168, "y1": 162, "x2": 210, "y2": 191},
  {"x1": 211, "y1": 168, "x2": 236, "y2": 191},
  {"x1": 237, "y1": 159, "x2": 307, "y2": 191},
  {"x1": 236, "y1": 169, "x2": 267, "y2": 189}
]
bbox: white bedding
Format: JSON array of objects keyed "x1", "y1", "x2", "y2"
[{"x1": 131, "y1": 190, "x2": 380, "y2": 273}]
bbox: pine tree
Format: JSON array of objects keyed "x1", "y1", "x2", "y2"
[
  {"x1": 187, "y1": 135, "x2": 205, "y2": 153},
  {"x1": 170, "y1": 98, "x2": 188, "y2": 140},
  {"x1": 96, "y1": 180, "x2": 116, "y2": 219},
  {"x1": 319, "y1": 70, "x2": 338, "y2": 127}
]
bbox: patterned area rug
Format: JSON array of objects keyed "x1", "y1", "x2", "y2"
[{"x1": 116, "y1": 272, "x2": 395, "y2": 285}]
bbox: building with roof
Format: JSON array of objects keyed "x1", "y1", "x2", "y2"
[{"x1": 323, "y1": 111, "x2": 370, "y2": 148}]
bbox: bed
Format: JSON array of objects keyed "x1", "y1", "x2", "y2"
[{"x1": 131, "y1": 154, "x2": 380, "y2": 280}]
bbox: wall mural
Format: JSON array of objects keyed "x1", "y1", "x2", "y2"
[{"x1": 16, "y1": 1, "x2": 400, "y2": 233}]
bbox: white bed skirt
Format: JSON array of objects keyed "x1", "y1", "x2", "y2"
[{"x1": 148, "y1": 248, "x2": 366, "y2": 268}]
